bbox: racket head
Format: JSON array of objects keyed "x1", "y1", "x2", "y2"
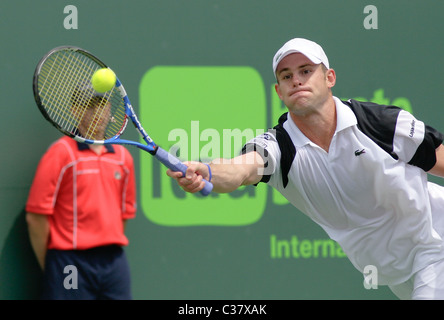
[{"x1": 33, "y1": 46, "x2": 128, "y2": 143}]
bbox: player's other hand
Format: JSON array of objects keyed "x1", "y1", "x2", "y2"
[{"x1": 166, "y1": 161, "x2": 210, "y2": 193}]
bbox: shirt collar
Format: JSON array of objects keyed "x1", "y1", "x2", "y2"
[
  {"x1": 283, "y1": 96, "x2": 357, "y2": 147},
  {"x1": 333, "y1": 96, "x2": 357, "y2": 133},
  {"x1": 76, "y1": 141, "x2": 115, "y2": 153}
]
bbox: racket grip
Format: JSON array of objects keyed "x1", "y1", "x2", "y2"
[{"x1": 154, "y1": 147, "x2": 213, "y2": 196}]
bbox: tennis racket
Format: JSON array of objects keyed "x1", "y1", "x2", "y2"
[{"x1": 32, "y1": 46, "x2": 213, "y2": 196}]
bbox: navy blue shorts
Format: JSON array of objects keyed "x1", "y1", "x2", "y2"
[{"x1": 41, "y1": 245, "x2": 132, "y2": 300}]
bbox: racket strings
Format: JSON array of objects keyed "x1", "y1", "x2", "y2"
[
  {"x1": 61, "y1": 53, "x2": 101, "y2": 134},
  {"x1": 40, "y1": 52, "x2": 90, "y2": 131},
  {"x1": 39, "y1": 51, "x2": 94, "y2": 134},
  {"x1": 39, "y1": 54, "x2": 76, "y2": 129},
  {"x1": 37, "y1": 49, "x2": 127, "y2": 141},
  {"x1": 83, "y1": 85, "x2": 122, "y2": 139},
  {"x1": 83, "y1": 91, "x2": 113, "y2": 139}
]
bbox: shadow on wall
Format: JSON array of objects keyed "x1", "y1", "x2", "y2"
[{"x1": 0, "y1": 209, "x2": 42, "y2": 300}]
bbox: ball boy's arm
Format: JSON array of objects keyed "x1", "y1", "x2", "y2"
[
  {"x1": 166, "y1": 151, "x2": 265, "y2": 194},
  {"x1": 25, "y1": 212, "x2": 50, "y2": 270}
]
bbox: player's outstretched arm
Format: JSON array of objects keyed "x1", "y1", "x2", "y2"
[{"x1": 166, "y1": 151, "x2": 265, "y2": 194}]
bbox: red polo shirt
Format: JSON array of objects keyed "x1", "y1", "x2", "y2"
[{"x1": 26, "y1": 136, "x2": 137, "y2": 250}]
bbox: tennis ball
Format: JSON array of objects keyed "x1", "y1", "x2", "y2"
[{"x1": 91, "y1": 68, "x2": 116, "y2": 93}]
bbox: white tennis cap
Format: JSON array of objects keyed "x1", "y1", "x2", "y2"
[{"x1": 272, "y1": 38, "x2": 330, "y2": 76}]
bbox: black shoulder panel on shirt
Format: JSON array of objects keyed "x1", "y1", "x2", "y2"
[
  {"x1": 343, "y1": 99, "x2": 443, "y2": 171},
  {"x1": 342, "y1": 99, "x2": 401, "y2": 160},
  {"x1": 254, "y1": 113, "x2": 295, "y2": 187},
  {"x1": 271, "y1": 113, "x2": 296, "y2": 188},
  {"x1": 241, "y1": 112, "x2": 296, "y2": 188}
]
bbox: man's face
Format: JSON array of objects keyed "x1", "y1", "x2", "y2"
[{"x1": 274, "y1": 53, "x2": 335, "y2": 116}]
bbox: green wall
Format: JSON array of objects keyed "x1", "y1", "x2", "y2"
[{"x1": 2, "y1": 0, "x2": 444, "y2": 300}]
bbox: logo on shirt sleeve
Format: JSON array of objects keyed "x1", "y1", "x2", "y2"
[{"x1": 409, "y1": 120, "x2": 416, "y2": 138}]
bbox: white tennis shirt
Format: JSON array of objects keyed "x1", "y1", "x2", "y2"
[{"x1": 245, "y1": 97, "x2": 444, "y2": 285}]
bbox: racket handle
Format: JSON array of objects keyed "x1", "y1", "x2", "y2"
[{"x1": 154, "y1": 147, "x2": 213, "y2": 196}]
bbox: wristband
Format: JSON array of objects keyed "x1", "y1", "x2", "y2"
[{"x1": 205, "y1": 163, "x2": 212, "y2": 182}]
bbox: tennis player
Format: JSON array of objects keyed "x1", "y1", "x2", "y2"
[
  {"x1": 167, "y1": 38, "x2": 444, "y2": 300},
  {"x1": 26, "y1": 89, "x2": 137, "y2": 299}
]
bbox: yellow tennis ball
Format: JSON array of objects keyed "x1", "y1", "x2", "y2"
[{"x1": 91, "y1": 68, "x2": 116, "y2": 93}]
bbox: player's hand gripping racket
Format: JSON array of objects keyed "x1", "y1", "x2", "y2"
[{"x1": 32, "y1": 46, "x2": 213, "y2": 196}]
